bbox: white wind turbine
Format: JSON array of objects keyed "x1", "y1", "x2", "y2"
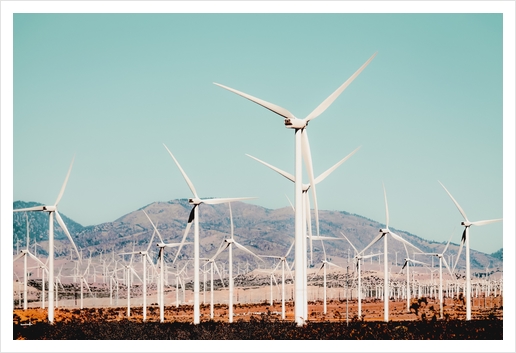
[
  {"x1": 247, "y1": 145, "x2": 360, "y2": 264},
  {"x1": 340, "y1": 232, "x2": 381, "y2": 319},
  {"x1": 118, "y1": 219, "x2": 158, "y2": 322},
  {"x1": 209, "y1": 202, "x2": 264, "y2": 323},
  {"x1": 201, "y1": 244, "x2": 226, "y2": 319},
  {"x1": 311, "y1": 239, "x2": 344, "y2": 315},
  {"x1": 438, "y1": 181, "x2": 502, "y2": 321},
  {"x1": 215, "y1": 52, "x2": 376, "y2": 326},
  {"x1": 248, "y1": 147, "x2": 360, "y2": 322},
  {"x1": 420, "y1": 235, "x2": 454, "y2": 319},
  {"x1": 259, "y1": 241, "x2": 294, "y2": 320},
  {"x1": 12, "y1": 213, "x2": 38, "y2": 310},
  {"x1": 13, "y1": 156, "x2": 81, "y2": 323},
  {"x1": 142, "y1": 210, "x2": 191, "y2": 323},
  {"x1": 400, "y1": 243, "x2": 428, "y2": 313},
  {"x1": 117, "y1": 248, "x2": 143, "y2": 318},
  {"x1": 359, "y1": 183, "x2": 423, "y2": 322},
  {"x1": 163, "y1": 143, "x2": 255, "y2": 324}
]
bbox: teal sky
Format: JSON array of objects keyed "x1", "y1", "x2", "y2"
[
  {"x1": 10, "y1": 12, "x2": 507, "y2": 254},
  {"x1": 2, "y1": 2, "x2": 515, "y2": 351}
]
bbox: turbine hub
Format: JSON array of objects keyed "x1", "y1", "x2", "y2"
[
  {"x1": 189, "y1": 198, "x2": 202, "y2": 205},
  {"x1": 284, "y1": 117, "x2": 307, "y2": 129},
  {"x1": 43, "y1": 205, "x2": 56, "y2": 212},
  {"x1": 461, "y1": 221, "x2": 472, "y2": 227}
]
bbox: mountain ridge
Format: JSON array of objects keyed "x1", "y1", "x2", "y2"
[{"x1": 13, "y1": 200, "x2": 503, "y2": 271}]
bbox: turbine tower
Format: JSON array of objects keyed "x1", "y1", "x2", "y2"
[
  {"x1": 163, "y1": 144, "x2": 255, "y2": 324},
  {"x1": 215, "y1": 52, "x2": 376, "y2": 325},
  {"x1": 13, "y1": 156, "x2": 81, "y2": 323},
  {"x1": 438, "y1": 181, "x2": 502, "y2": 320}
]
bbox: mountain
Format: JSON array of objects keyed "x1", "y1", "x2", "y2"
[
  {"x1": 13, "y1": 199, "x2": 503, "y2": 271},
  {"x1": 491, "y1": 248, "x2": 502, "y2": 261}
]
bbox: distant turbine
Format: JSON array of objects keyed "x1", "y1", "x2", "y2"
[
  {"x1": 13, "y1": 156, "x2": 81, "y2": 323},
  {"x1": 209, "y1": 202, "x2": 264, "y2": 323},
  {"x1": 420, "y1": 234, "x2": 454, "y2": 319},
  {"x1": 118, "y1": 219, "x2": 158, "y2": 322},
  {"x1": 359, "y1": 183, "x2": 423, "y2": 322},
  {"x1": 163, "y1": 143, "x2": 255, "y2": 324},
  {"x1": 259, "y1": 241, "x2": 294, "y2": 320},
  {"x1": 400, "y1": 243, "x2": 428, "y2": 313},
  {"x1": 438, "y1": 181, "x2": 502, "y2": 320},
  {"x1": 340, "y1": 231, "x2": 380, "y2": 319},
  {"x1": 215, "y1": 52, "x2": 377, "y2": 326},
  {"x1": 143, "y1": 210, "x2": 190, "y2": 323}
]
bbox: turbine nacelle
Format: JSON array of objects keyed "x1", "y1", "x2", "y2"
[
  {"x1": 189, "y1": 198, "x2": 202, "y2": 205},
  {"x1": 43, "y1": 205, "x2": 56, "y2": 212},
  {"x1": 461, "y1": 221, "x2": 472, "y2": 227},
  {"x1": 379, "y1": 228, "x2": 389, "y2": 234},
  {"x1": 284, "y1": 117, "x2": 307, "y2": 129}
]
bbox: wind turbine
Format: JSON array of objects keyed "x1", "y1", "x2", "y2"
[
  {"x1": 118, "y1": 222, "x2": 158, "y2": 322},
  {"x1": 142, "y1": 210, "x2": 191, "y2": 323},
  {"x1": 438, "y1": 181, "x2": 502, "y2": 320},
  {"x1": 259, "y1": 241, "x2": 294, "y2": 320},
  {"x1": 247, "y1": 145, "x2": 360, "y2": 264},
  {"x1": 400, "y1": 243, "x2": 429, "y2": 313},
  {"x1": 13, "y1": 156, "x2": 81, "y2": 323},
  {"x1": 359, "y1": 183, "x2": 423, "y2": 322},
  {"x1": 208, "y1": 202, "x2": 264, "y2": 323},
  {"x1": 118, "y1": 248, "x2": 143, "y2": 318},
  {"x1": 201, "y1": 244, "x2": 226, "y2": 319},
  {"x1": 163, "y1": 143, "x2": 255, "y2": 324},
  {"x1": 215, "y1": 52, "x2": 376, "y2": 326},
  {"x1": 420, "y1": 235, "x2": 454, "y2": 318},
  {"x1": 340, "y1": 232, "x2": 380, "y2": 319},
  {"x1": 12, "y1": 213, "x2": 39, "y2": 310},
  {"x1": 311, "y1": 240, "x2": 344, "y2": 315}
]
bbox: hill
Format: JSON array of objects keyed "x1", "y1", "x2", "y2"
[{"x1": 13, "y1": 199, "x2": 502, "y2": 271}]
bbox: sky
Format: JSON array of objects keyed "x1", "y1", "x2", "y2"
[{"x1": 1, "y1": 2, "x2": 514, "y2": 352}]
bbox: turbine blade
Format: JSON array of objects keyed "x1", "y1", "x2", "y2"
[
  {"x1": 471, "y1": 218, "x2": 503, "y2": 227},
  {"x1": 438, "y1": 181, "x2": 469, "y2": 222},
  {"x1": 55, "y1": 211, "x2": 81, "y2": 261},
  {"x1": 314, "y1": 146, "x2": 361, "y2": 185},
  {"x1": 213, "y1": 261, "x2": 225, "y2": 288},
  {"x1": 285, "y1": 194, "x2": 295, "y2": 212},
  {"x1": 214, "y1": 82, "x2": 296, "y2": 121},
  {"x1": 202, "y1": 197, "x2": 257, "y2": 205},
  {"x1": 390, "y1": 231, "x2": 424, "y2": 254},
  {"x1": 142, "y1": 210, "x2": 165, "y2": 244},
  {"x1": 304, "y1": 52, "x2": 377, "y2": 122},
  {"x1": 402, "y1": 260, "x2": 408, "y2": 270},
  {"x1": 233, "y1": 241, "x2": 264, "y2": 262},
  {"x1": 188, "y1": 207, "x2": 195, "y2": 224},
  {"x1": 13, "y1": 206, "x2": 46, "y2": 212},
  {"x1": 311, "y1": 235, "x2": 345, "y2": 241},
  {"x1": 163, "y1": 144, "x2": 199, "y2": 199},
  {"x1": 382, "y1": 182, "x2": 389, "y2": 229},
  {"x1": 340, "y1": 232, "x2": 358, "y2": 255},
  {"x1": 229, "y1": 202, "x2": 234, "y2": 239},
  {"x1": 305, "y1": 192, "x2": 313, "y2": 264},
  {"x1": 27, "y1": 252, "x2": 46, "y2": 268},
  {"x1": 301, "y1": 129, "x2": 319, "y2": 238},
  {"x1": 54, "y1": 155, "x2": 75, "y2": 206},
  {"x1": 359, "y1": 232, "x2": 384, "y2": 256},
  {"x1": 285, "y1": 240, "x2": 295, "y2": 258},
  {"x1": 246, "y1": 154, "x2": 295, "y2": 182},
  {"x1": 442, "y1": 233, "x2": 453, "y2": 255},
  {"x1": 130, "y1": 267, "x2": 143, "y2": 283},
  {"x1": 453, "y1": 231, "x2": 466, "y2": 272},
  {"x1": 13, "y1": 253, "x2": 24, "y2": 262},
  {"x1": 173, "y1": 218, "x2": 193, "y2": 264},
  {"x1": 442, "y1": 257, "x2": 453, "y2": 277},
  {"x1": 146, "y1": 228, "x2": 157, "y2": 253}
]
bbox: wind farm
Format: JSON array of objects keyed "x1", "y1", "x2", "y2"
[{"x1": 5, "y1": 7, "x2": 512, "y2": 348}]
